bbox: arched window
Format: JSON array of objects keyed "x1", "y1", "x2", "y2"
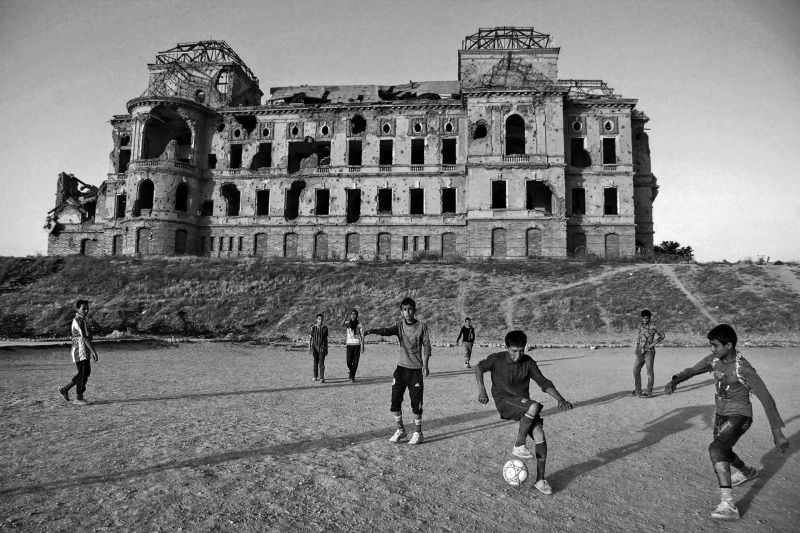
[
  {"x1": 377, "y1": 233, "x2": 391, "y2": 260},
  {"x1": 526, "y1": 228, "x2": 542, "y2": 256},
  {"x1": 136, "y1": 227, "x2": 151, "y2": 255},
  {"x1": 175, "y1": 229, "x2": 188, "y2": 255},
  {"x1": 254, "y1": 233, "x2": 268, "y2": 257},
  {"x1": 141, "y1": 105, "x2": 192, "y2": 162},
  {"x1": 491, "y1": 228, "x2": 507, "y2": 257},
  {"x1": 284, "y1": 233, "x2": 298, "y2": 258},
  {"x1": 314, "y1": 232, "x2": 328, "y2": 259},
  {"x1": 605, "y1": 233, "x2": 620, "y2": 259},
  {"x1": 175, "y1": 183, "x2": 189, "y2": 212},
  {"x1": 505, "y1": 114, "x2": 525, "y2": 155},
  {"x1": 346, "y1": 233, "x2": 360, "y2": 257},
  {"x1": 138, "y1": 179, "x2": 154, "y2": 210},
  {"x1": 441, "y1": 232, "x2": 456, "y2": 257}
]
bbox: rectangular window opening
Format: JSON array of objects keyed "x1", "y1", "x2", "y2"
[
  {"x1": 346, "y1": 188, "x2": 361, "y2": 223},
  {"x1": 526, "y1": 181, "x2": 552, "y2": 213},
  {"x1": 115, "y1": 194, "x2": 126, "y2": 218},
  {"x1": 348, "y1": 140, "x2": 362, "y2": 166},
  {"x1": 256, "y1": 190, "x2": 270, "y2": 216},
  {"x1": 441, "y1": 188, "x2": 456, "y2": 214},
  {"x1": 208, "y1": 154, "x2": 217, "y2": 169},
  {"x1": 571, "y1": 187, "x2": 586, "y2": 215},
  {"x1": 410, "y1": 188, "x2": 424, "y2": 215},
  {"x1": 411, "y1": 138, "x2": 425, "y2": 165},
  {"x1": 424, "y1": 236, "x2": 430, "y2": 251},
  {"x1": 441, "y1": 138, "x2": 457, "y2": 165},
  {"x1": 315, "y1": 189, "x2": 330, "y2": 216},
  {"x1": 379, "y1": 139, "x2": 393, "y2": 166},
  {"x1": 377, "y1": 188, "x2": 393, "y2": 213},
  {"x1": 201, "y1": 200, "x2": 214, "y2": 216},
  {"x1": 119, "y1": 150, "x2": 131, "y2": 173},
  {"x1": 604, "y1": 187, "x2": 618, "y2": 215},
  {"x1": 250, "y1": 142, "x2": 272, "y2": 170},
  {"x1": 491, "y1": 180, "x2": 507, "y2": 209},
  {"x1": 230, "y1": 144, "x2": 243, "y2": 169},
  {"x1": 603, "y1": 138, "x2": 617, "y2": 165}
]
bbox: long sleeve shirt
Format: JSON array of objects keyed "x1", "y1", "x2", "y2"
[
  {"x1": 635, "y1": 322, "x2": 665, "y2": 355},
  {"x1": 370, "y1": 320, "x2": 431, "y2": 369},
  {"x1": 672, "y1": 351, "x2": 785, "y2": 429},
  {"x1": 456, "y1": 326, "x2": 475, "y2": 344},
  {"x1": 309, "y1": 325, "x2": 328, "y2": 355}
]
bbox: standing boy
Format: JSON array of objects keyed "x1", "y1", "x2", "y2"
[
  {"x1": 475, "y1": 330, "x2": 573, "y2": 495},
  {"x1": 58, "y1": 299, "x2": 98, "y2": 406},
  {"x1": 309, "y1": 313, "x2": 328, "y2": 382},
  {"x1": 664, "y1": 324, "x2": 789, "y2": 520},
  {"x1": 341, "y1": 309, "x2": 365, "y2": 382},
  {"x1": 633, "y1": 309, "x2": 665, "y2": 397},
  {"x1": 364, "y1": 297, "x2": 431, "y2": 445},
  {"x1": 456, "y1": 317, "x2": 476, "y2": 368}
]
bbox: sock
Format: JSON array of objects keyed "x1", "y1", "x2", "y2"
[
  {"x1": 413, "y1": 416, "x2": 422, "y2": 434},
  {"x1": 720, "y1": 487, "x2": 733, "y2": 503},
  {"x1": 534, "y1": 441, "x2": 548, "y2": 481},
  {"x1": 515, "y1": 414, "x2": 535, "y2": 447},
  {"x1": 394, "y1": 414, "x2": 404, "y2": 432}
]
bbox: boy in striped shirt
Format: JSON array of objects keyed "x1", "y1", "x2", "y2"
[{"x1": 58, "y1": 299, "x2": 98, "y2": 406}]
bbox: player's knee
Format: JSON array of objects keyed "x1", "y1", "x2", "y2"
[
  {"x1": 526, "y1": 401, "x2": 542, "y2": 417},
  {"x1": 708, "y1": 440, "x2": 728, "y2": 463}
]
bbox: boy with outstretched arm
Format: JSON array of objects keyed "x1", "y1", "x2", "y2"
[
  {"x1": 664, "y1": 324, "x2": 789, "y2": 521},
  {"x1": 59, "y1": 299, "x2": 98, "y2": 406},
  {"x1": 475, "y1": 330, "x2": 573, "y2": 495},
  {"x1": 364, "y1": 297, "x2": 431, "y2": 445}
]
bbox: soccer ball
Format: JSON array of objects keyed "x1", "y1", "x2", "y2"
[{"x1": 502, "y1": 459, "x2": 528, "y2": 486}]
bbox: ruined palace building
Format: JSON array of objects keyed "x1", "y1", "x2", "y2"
[{"x1": 46, "y1": 27, "x2": 659, "y2": 260}]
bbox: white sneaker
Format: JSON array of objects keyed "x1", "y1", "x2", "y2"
[
  {"x1": 389, "y1": 429, "x2": 407, "y2": 443},
  {"x1": 710, "y1": 500, "x2": 739, "y2": 520},
  {"x1": 731, "y1": 466, "x2": 758, "y2": 486},
  {"x1": 512, "y1": 445, "x2": 534, "y2": 459},
  {"x1": 408, "y1": 432, "x2": 424, "y2": 445},
  {"x1": 534, "y1": 479, "x2": 553, "y2": 495}
]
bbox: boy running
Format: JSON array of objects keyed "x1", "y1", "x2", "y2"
[
  {"x1": 632, "y1": 309, "x2": 665, "y2": 397},
  {"x1": 308, "y1": 313, "x2": 328, "y2": 382},
  {"x1": 475, "y1": 330, "x2": 573, "y2": 495},
  {"x1": 664, "y1": 324, "x2": 789, "y2": 520},
  {"x1": 364, "y1": 297, "x2": 431, "y2": 445},
  {"x1": 58, "y1": 299, "x2": 98, "y2": 406},
  {"x1": 456, "y1": 317, "x2": 476, "y2": 368}
]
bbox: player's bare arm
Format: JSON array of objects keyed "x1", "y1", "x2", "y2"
[
  {"x1": 474, "y1": 366, "x2": 489, "y2": 403},
  {"x1": 544, "y1": 386, "x2": 572, "y2": 411}
]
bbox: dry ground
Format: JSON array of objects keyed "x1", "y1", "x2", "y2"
[{"x1": 1, "y1": 341, "x2": 798, "y2": 532}]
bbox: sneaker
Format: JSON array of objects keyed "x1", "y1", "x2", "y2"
[
  {"x1": 731, "y1": 466, "x2": 758, "y2": 486},
  {"x1": 512, "y1": 445, "x2": 535, "y2": 459},
  {"x1": 408, "y1": 432, "x2": 424, "y2": 445},
  {"x1": 319, "y1": 379, "x2": 326, "y2": 383},
  {"x1": 312, "y1": 377, "x2": 318, "y2": 381},
  {"x1": 464, "y1": 362, "x2": 471, "y2": 368},
  {"x1": 389, "y1": 429, "x2": 407, "y2": 443},
  {"x1": 74, "y1": 399, "x2": 90, "y2": 406},
  {"x1": 59, "y1": 386, "x2": 71, "y2": 402},
  {"x1": 710, "y1": 500, "x2": 739, "y2": 520},
  {"x1": 534, "y1": 479, "x2": 553, "y2": 495},
  {"x1": 631, "y1": 390, "x2": 641, "y2": 397},
  {"x1": 641, "y1": 391, "x2": 650, "y2": 398}
]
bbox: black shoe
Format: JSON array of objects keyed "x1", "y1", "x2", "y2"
[
  {"x1": 641, "y1": 391, "x2": 650, "y2": 398},
  {"x1": 632, "y1": 390, "x2": 640, "y2": 397},
  {"x1": 59, "y1": 386, "x2": 71, "y2": 401}
]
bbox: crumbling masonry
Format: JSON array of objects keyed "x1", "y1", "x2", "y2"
[{"x1": 47, "y1": 27, "x2": 658, "y2": 259}]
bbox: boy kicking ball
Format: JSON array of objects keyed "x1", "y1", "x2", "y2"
[
  {"x1": 664, "y1": 324, "x2": 790, "y2": 521},
  {"x1": 475, "y1": 330, "x2": 573, "y2": 495}
]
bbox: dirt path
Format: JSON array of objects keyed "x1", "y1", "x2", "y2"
[
  {"x1": 657, "y1": 264, "x2": 717, "y2": 324},
  {"x1": 769, "y1": 265, "x2": 800, "y2": 296}
]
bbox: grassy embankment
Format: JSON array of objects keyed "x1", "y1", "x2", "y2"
[{"x1": 1, "y1": 256, "x2": 799, "y2": 345}]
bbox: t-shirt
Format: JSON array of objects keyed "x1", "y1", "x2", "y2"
[
  {"x1": 476, "y1": 351, "x2": 554, "y2": 402},
  {"x1": 345, "y1": 323, "x2": 363, "y2": 346},
  {"x1": 672, "y1": 351, "x2": 785, "y2": 429},
  {"x1": 457, "y1": 326, "x2": 475, "y2": 344},
  {"x1": 70, "y1": 313, "x2": 91, "y2": 363},
  {"x1": 369, "y1": 320, "x2": 431, "y2": 369}
]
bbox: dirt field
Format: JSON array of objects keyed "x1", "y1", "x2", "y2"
[{"x1": 1, "y1": 341, "x2": 798, "y2": 532}]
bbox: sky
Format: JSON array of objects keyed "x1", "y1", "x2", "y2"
[{"x1": 0, "y1": 0, "x2": 798, "y2": 262}]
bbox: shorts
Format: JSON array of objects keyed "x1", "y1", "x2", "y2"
[
  {"x1": 494, "y1": 395, "x2": 543, "y2": 422},
  {"x1": 713, "y1": 414, "x2": 752, "y2": 449},
  {"x1": 391, "y1": 366, "x2": 424, "y2": 415}
]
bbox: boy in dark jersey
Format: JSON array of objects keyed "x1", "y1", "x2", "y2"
[
  {"x1": 475, "y1": 330, "x2": 573, "y2": 495},
  {"x1": 308, "y1": 313, "x2": 328, "y2": 382},
  {"x1": 664, "y1": 324, "x2": 789, "y2": 521},
  {"x1": 455, "y1": 317, "x2": 476, "y2": 368},
  {"x1": 364, "y1": 297, "x2": 431, "y2": 445},
  {"x1": 58, "y1": 299, "x2": 98, "y2": 406}
]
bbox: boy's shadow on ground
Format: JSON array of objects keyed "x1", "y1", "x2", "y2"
[{"x1": 736, "y1": 414, "x2": 800, "y2": 518}]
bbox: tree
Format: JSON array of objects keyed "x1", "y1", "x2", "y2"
[{"x1": 654, "y1": 240, "x2": 694, "y2": 260}]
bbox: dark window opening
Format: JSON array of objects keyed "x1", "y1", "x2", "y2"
[
  {"x1": 284, "y1": 180, "x2": 306, "y2": 220},
  {"x1": 175, "y1": 230, "x2": 187, "y2": 255},
  {"x1": 201, "y1": 200, "x2": 213, "y2": 216},
  {"x1": 115, "y1": 194, "x2": 126, "y2": 218},
  {"x1": 209, "y1": 235, "x2": 214, "y2": 252},
  {"x1": 346, "y1": 189, "x2": 361, "y2": 223},
  {"x1": 84, "y1": 201, "x2": 96, "y2": 221},
  {"x1": 379, "y1": 139, "x2": 393, "y2": 166},
  {"x1": 441, "y1": 188, "x2": 456, "y2": 213},
  {"x1": 570, "y1": 138, "x2": 591, "y2": 167},
  {"x1": 411, "y1": 138, "x2": 425, "y2": 165},
  {"x1": 491, "y1": 180, "x2": 506, "y2": 209},
  {"x1": 473, "y1": 123, "x2": 487, "y2": 140},
  {"x1": 315, "y1": 189, "x2": 330, "y2": 216},
  {"x1": 350, "y1": 115, "x2": 366, "y2": 135},
  {"x1": 250, "y1": 143, "x2": 272, "y2": 170},
  {"x1": 238, "y1": 236, "x2": 243, "y2": 252},
  {"x1": 348, "y1": 140, "x2": 362, "y2": 166},
  {"x1": 377, "y1": 188, "x2": 392, "y2": 213},
  {"x1": 219, "y1": 236, "x2": 224, "y2": 251},
  {"x1": 228, "y1": 236, "x2": 234, "y2": 252},
  {"x1": 505, "y1": 114, "x2": 525, "y2": 155},
  {"x1": 118, "y1": 150, "x2": 131, "y2": 173},
  {"x1": 234, "y1": 115, "x2": 257, "y2": 135},
  {"x1": 410, "y1": 188, "x2": 424, "y2": 215},
  {"x1": 604, "y1": 187, "x2": 618, "y2": 215},
  {"x1": 141, "y1": 105, "x2": 192, "y2": 161},
  {"x1": 288, "y1": 140, "x2": 329, "y2": 173},
  {"x1": 346, "y1": 233, "x2": 360, "y2": 255},
  {"x1": 403, "y1": 236, "x2": 408, "y2": 251},
  {"x1": 413, "y1": 236, "x2": 419, "y2": 251},
  {"x1": 175, "y1": 182, "x2": 189, "y2": 212},
  {"x1": 138, "y1": 179, "x2": 154, "y2": 210},
  {"x1": 603, "y1": 138, "x2": 617, "y2": 164},
  {"x1": 526, "y1": 181, "x2": 552, "y2": 213},
  {"x1": 441, "y1": 138, "x2": 456, "y2": 165},
  {"x1": 120, "y1": 134, "x2": 131, "y2": 146},
  {"x1": 112, "y1": 234, "x2": 123, "y2": 256},
  {"x1": 220, "y1": 183, "x2": 240, "y2": 216},
  {"x1": 571, "y1": 188, "x2": 586, "y2": 215},
  {"x1": 208, "y1": 154, "x2": 217, "y2": 169},
  {"x1": 229, "y1": 144, "x2": 242, "y2": 169},
  {"x1": 424, "y1": 236, "x2": 430, "y2": 251},
  {"x1": 256, "y1": 190, "x2": 270, "y2": 216}
]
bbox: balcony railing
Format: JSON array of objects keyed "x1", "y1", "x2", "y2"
[
  {"x1": 442, "y1": 164, "x2": 457, "y2": 172},
  {"x1": 410, "y1": 165, "x2": 424, "y2": 172},
  {"x1": 503, "y1": 154, "x2": 529, "y2": 162},
  {"x1": 347, "y1": 166, "x2": 362, "y2": 173},
  {"x1": 602, "y1": 164, "x2": 618, "y2": 171},
  {"x1": 379, "y1": 165, "x2": 392, "y2": 172},
  {"x1": 129, "y1": 159, "x2": 196, "y2": 172},
  {"x1": 316, "y1": 166, "x2": 330, "y2": 173}
]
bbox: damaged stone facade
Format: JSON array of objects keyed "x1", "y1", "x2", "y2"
[{"x1": 47, "y1": 28, "x2": 658, "y2": 259}]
